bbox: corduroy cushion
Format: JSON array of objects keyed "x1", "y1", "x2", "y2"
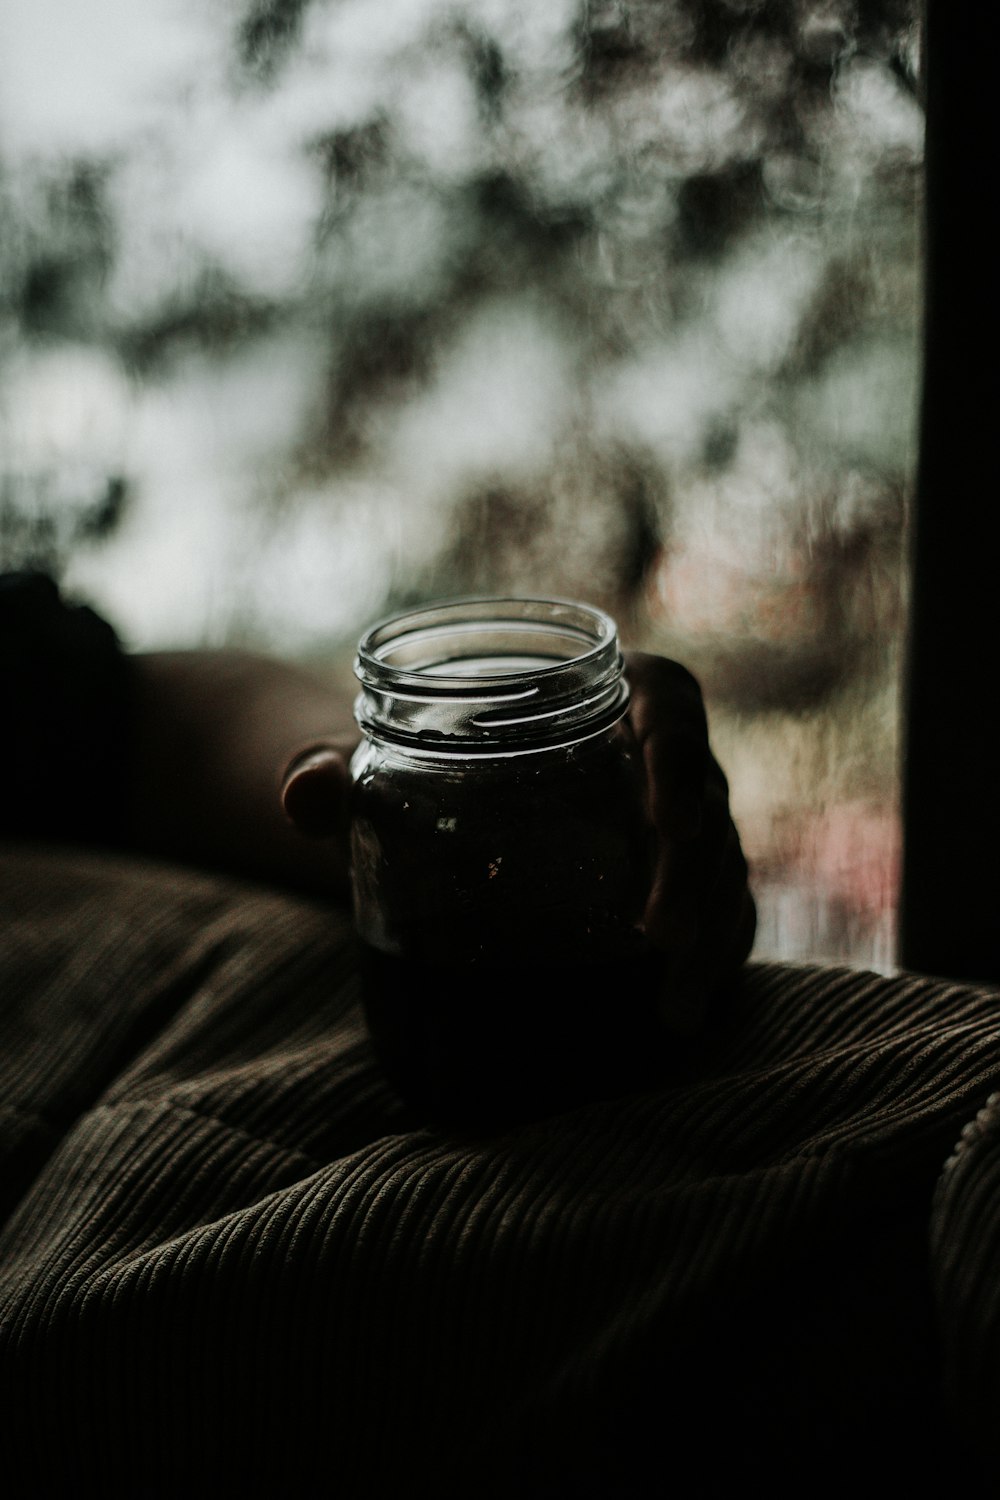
[
  {"x1": 1, "y1": 844, "x2": 997, "y2": 1496},
  {"x1": 931, "y1": 1085, "x2": 1000, "y2": 1472}
]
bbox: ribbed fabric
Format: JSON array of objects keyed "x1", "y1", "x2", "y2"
[
  {"x1": 931, "y1": 1087, "x2": 1000, "y2": 1468},
  {"x1": 1, "y1": 844, "x2": 998, "y2": 1497}
]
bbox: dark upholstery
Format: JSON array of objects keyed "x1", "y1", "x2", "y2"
[
  {"x1": 1, "y1": 844, "x2": 996, "y2": 1496},
  {"x1": 0, "y1": 572, "x2": 131, "y2": 846}
]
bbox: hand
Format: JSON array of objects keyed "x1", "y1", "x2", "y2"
[
  {"x1": 282, "y1": 652, "x2": 756, "y2": 1023},
  {"x1": 625, "y1": 651, "x2": 756, "y2": 1032}
]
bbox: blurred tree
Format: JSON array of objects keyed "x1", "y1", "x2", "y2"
[{"x1": 0, "y1": 0, "x2": 922, "y2": 967}]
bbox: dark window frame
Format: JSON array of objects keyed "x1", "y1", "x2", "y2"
[{"x1": 899, "y1": 1, "x2": 999, "y2": 981}]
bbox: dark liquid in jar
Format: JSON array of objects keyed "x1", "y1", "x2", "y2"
[
  {"x1": 359, "y1": 941, "x2": 668, "y2": 1125},
  {"x1": 352, "y1": 720, "x2": 663, "y2": 1124}
]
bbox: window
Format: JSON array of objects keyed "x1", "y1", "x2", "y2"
[{"x1": 0, "y1": 0, "x2": 924, "y2": 969}]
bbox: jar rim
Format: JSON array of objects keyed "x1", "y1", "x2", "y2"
[
  {"x1": 356, "y1": 595, "x2": 616, "y2": 682},
  {"x1": 353, "y1": 595, "x2": 628, "y2": 751}
]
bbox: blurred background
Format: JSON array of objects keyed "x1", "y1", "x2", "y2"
[{"x1": 0, "y1": 0, "x2": 922, "y2": 967}]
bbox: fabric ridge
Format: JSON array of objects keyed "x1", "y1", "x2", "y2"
[{"x1": 1, "y1": 844, "x2": 997, "y2": 1496}]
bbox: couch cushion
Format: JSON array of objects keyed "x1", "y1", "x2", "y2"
[{"x1": 1, "y1": 843, "x2": 997, "y2": 1495}]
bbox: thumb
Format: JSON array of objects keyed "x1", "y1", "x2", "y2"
[{"x1": 281, "y1": 743, "x2": 352, "y2": 837}]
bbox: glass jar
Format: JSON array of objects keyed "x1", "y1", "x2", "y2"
[{"x1": 349, "y1": 596, "x2": 664, "y2": 1124}]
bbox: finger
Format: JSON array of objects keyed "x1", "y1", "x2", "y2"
[
  {"x1": 625, "y1": 652, "x2": 708, "y2": 746},
  {"x1": 652, "y1": 830, "x2": 755, "y2": 1031},
  {"x1": 281, "y1": 743, "x2": 351, "y2": 837},
  {"x1": 643, "y1": 774, "x2": 735, "y2": 947},
  {"x1": 666, "y1": 880, "x2": 757, "y2": 1009},
  {"x1": 626, "y1": 653, "x2": 714, "y2": 844},
  {"x1": 641, "y1": 726, "x2": 721, "y2": 843},
  {"x1": 684, "y1": 839, "x2": 755, "y2": 978},
  {"x1": 656, "y1": 883, "x2": 757, "y2": 1037}
]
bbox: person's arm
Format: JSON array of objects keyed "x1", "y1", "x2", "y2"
[
  {"x1": 121, "y1": 645, "x2": 753, "y2": 1015},
  {"x1": 125, "y1": 650, "x2": 357, "y2": 898},
  {"x1": 3, "y1": 576, "x2": 753, "y2": 998}
]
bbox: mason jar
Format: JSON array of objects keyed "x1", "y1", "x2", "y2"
[{"x1": 350, "y1": 596, "x2": 664, "y2": 1124}]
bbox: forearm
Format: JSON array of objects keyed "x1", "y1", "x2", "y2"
[{"x1": 126, "y1": 651, "x2": 358, "y2": 897}]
